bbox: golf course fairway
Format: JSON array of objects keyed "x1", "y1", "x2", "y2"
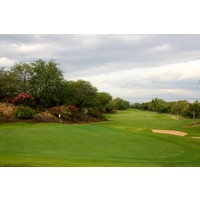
[{"x1": 0, "y1": 109, "x2": 200, "y2": 166}]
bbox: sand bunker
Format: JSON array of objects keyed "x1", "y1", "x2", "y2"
[
  {"x1": 190, "y1": 137, "x2": 200, "y2": 139},
  {"x1": 152, "y1": 129, "x2": 187, "y2": 136}
]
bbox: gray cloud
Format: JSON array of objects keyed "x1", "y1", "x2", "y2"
[
  {"x1": 1, "y1": 34, "x2": 200, "y2": 101},
  {"x1": 1, "y1": 34, "x2": 200, "y2": 70}
]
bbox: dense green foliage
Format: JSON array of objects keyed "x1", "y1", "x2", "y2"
[
  {"x1": 0, "y1": 67, "x2": 18, "y2": 99},
  {"x1": 64, "y1": 80, "x2": 98, "y2": 109},
  {"x1": 132, "y1": 98, "x2": 200, "y2": 119},
  {"x1": 0, "y1": 60, "x2": 130, "y2": 121},
  {"x1": 112, "y1": 97, "x2": 130, "y2": 110},
  {"x1": 1, "y1": 59, "x2": 199, "y2": 121},
  {"x1": 1, "y1": 60, "x2": 66, "y2": 108},
  {"x1": 14, "y1": 106, "x2": 35, "y2": 119},
  {"x1": 96, "y1": 92, "x2": 112, "y2": 112},
  {"x1": 0, "y1": 109, "x2": 200, "y2": 166}
]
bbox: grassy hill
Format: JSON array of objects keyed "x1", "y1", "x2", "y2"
[{"x1": 0, "y1": 109, "x2": 200, "y2": 166}]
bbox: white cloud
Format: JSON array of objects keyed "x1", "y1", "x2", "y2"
[
  {"x1": 0, "y1": 57, "x2": 15, "y2": 67},
  {"x1": 9, "y1": 43, "x2": 47, "y2": 53},
  {"x1": 149, "y1": 43, "x2": 172, "y2": 53},
  {"x1": 72, "y1": 60, "x2": 200, "y2": 101},
  {"x1": 17, "y1": 44, "x2": 43, "y2": 52}
]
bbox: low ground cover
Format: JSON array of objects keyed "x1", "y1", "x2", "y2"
[{"x1": 0, "y1": 109, "x2": 200, "y2": 166}]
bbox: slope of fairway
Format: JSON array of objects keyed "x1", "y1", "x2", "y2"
[{"x1": 0, "y1": 109, "x2": 200, "y2": 166}]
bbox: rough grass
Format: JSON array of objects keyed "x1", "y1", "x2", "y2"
[
  {"x1": 0, "y1": 109, "x2": 200, "y2": 166},
  {"x1": 0, "y1": 103, "x2": 14, "y2": 116},
  {"x1": 33, "y1": 111, "x2": 59, "y2": 122}
]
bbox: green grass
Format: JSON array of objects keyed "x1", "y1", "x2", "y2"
[{"x1": 0, "y1": 109, "x2": 200, "y2": 166}]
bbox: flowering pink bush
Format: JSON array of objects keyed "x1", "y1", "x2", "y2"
[
  {"x1": 50, "y1": 106, "x2": 63, "y2": 117},
  {"x1": 69, "y1": 105, "x2": 78, "y2": 112},
  {"x1": 11, "y1": 93, "x2": 34, "y2": 107},
  {"x1": 50, "y1": 105, "x2": 79, "y2": 121},
  {"x1": 67, "y1": 105, "x2": 79, "y2": 122}
]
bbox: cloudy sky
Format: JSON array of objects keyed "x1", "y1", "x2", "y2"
[{"x1": 0, "y1": 34, "x2": 200, "y2": 102}]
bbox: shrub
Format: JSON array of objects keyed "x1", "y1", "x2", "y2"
[
  {"x1": 0, "y1": 103, "x2": 14, "y2": 116},
  {"x1": 33, "y1": 111, "x2": 59, "y2": 122},
  {"x1": 14, "y1": 106, "x2": 35, "y2": 119},
  {"x1": 50, "y1": 106, "x2": 63, "y2": 117},
  {"x1": 12, "y1": 93, "x2": 35, "y2": 107},
  {"x1": 50, "y1": 105, "x2": 79, "y2": 121},
  {"x1": 49, "y1": 105, "x2": 105, "y2": 122},
  {"x1": 69, "y1": 105, "x2": 78, "y2": 112},
  {"x1": 87, "y1": 108, "x2": 104, "y2": 119},
  {"x1": 66, "y1": 105, "x2": 79, "y2": 122}
]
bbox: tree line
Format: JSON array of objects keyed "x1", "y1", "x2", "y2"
[
  {"x1": 2, "y1": 59, "x2": 198, "y2": 120},
  {"x1": 0, "y1": 59, "x2": 130, "y2": 113},
  {"x1": 131, "y1": 98, "x2": 200, "y2": 119}
]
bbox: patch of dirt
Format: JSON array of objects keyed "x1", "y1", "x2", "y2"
[{"x1": 152, "y1": 129, "x2": 187, "y2": 136}]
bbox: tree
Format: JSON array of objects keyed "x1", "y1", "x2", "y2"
[
  {"x1": 10, "y1": 63, "x2": 32, "y2": 93},
  {"x1": 188, "y1": 101, "x2": 200, "y2": 119},
  {"x1": 64, "y1": 80, "x2": 98, "y2": 109},
  {"x1": 105, "y1": 100, "x2": 116, "y2": 112},
  {"x1": 29, "y1": 59, "x2": 65, "y2": 108},
  {"x1": 96, "y1": 92, "x2": 112, "y2": 112},
  {"x1": 149, "y1": 98, "x2": 159, "y2": 114},
  {"x1": 112, "y1": 97, "x2": 130, "y2": 110},
  {"x1": 155, "y1": 99, "x2": 168, "y2": 114},
  {"x1": 131, "y1": 103, "x2": 141, "y2": 109},
  {"x1": 0, "y1": 67, "x2": 18, "y2": 101},
  {"x1": 171, "y1": 100, "x2": 189, "y2": 117}
]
